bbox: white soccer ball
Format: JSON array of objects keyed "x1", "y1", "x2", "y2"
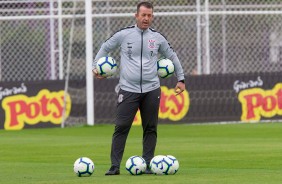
[
  {"x1": 125, "y1": 155, "x2": 147, "y2": 175},
  {"x1": 149, "y1": 155, "x2": 169, "y2": 175},
  {"x1": 165, "y1": 155, "x2": 179, "y2": 175},
  {"x1": 96, "y1": 56, "x2": 117, "y2": 77},
  {"x1": 73, "y1": 157, "x2": 95, "y2": 177},
  {"x1": 157, "y1": 58, "x2": 175, "y2": 78}
]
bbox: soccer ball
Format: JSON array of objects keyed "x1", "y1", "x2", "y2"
[
  {"x1": 125, "y1": 155, "x2": 147, "y2": 175},
  {"x1": 73, "y1": 157, "x2": 95, "y2": 177},
  {"x1": 96, "y1": 56, "x2": 117, "y2": 77},
  {"x1": 149, "y1": 155, "x2": 168, "y2": 175},
  {"x1": 150, "y1": 155, "x2": 179, "y2": 175},
  {"x1": 165, "y1": 155, "x2": 179, "y2": 175},
  {"x1": 157, "y1": 58, "x2": 175, "y2": 78}
]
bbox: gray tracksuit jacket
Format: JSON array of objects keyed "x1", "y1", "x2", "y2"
[{"x1": 93, "y1": 25, "x2": 185, "y2": 93}]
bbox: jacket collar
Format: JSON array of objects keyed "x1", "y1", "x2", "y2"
[{"x1": 135, "y1": 24, "x2": 149, "y2": 33}]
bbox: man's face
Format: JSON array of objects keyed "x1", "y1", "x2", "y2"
[{"x1": 135, "y1": 6, "x2": 154, "y2": 30}]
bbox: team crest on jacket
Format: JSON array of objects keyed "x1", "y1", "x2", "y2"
[{"x1": 148, "y1": 39, "x2": 156, "y2": 49}]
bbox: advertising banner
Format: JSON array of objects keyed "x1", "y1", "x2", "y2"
[
  {"x1": 94, "y1": 72, "x2": 282, "y2": 124},
  {"x1": 186, "y1": 72, "x2": 282, "y2": 123},
  {"x1": 0, "y1": 81, "x2": 70, "y2": 130},
  {"x1": 1, "y1": 72, "x2": 282, "y2": 130}
]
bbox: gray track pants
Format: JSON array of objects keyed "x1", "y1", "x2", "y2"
[{"x1": 110, "y1": 87, "x2": 161, "y2": 168}]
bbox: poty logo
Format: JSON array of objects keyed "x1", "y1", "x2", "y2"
[
  {"x1": 2, "y1": 89, "x2": 71, "y2": 130},
  {"x1": 133, "y1": 86, "x2": 189, "y2": 125},
  {"x1": 238, "y1": 83, "x2": 282, "y2": 121}
]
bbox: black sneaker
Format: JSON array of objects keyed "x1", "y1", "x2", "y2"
[
  {"x1": 143, "y1": 167, "x2": 153, "y2": 174},
  {"x1": 105, "y1": 166, "x2": 120, "y2": 175}
]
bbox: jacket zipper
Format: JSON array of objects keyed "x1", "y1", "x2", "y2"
[{"x1": 140, "y1": 31, "x2": 143, "y2": 93}]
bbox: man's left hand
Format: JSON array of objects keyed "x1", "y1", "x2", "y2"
[{"x1": 174, "y1": 81, "x2": 185, "y2": 96}]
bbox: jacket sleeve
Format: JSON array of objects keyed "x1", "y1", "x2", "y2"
[
  {"x1": 92, "y1": 31, "x2": 122, "y2": 70},
  {"x1": 159, "y1": 36, "x2": 185, "y2": 81}
]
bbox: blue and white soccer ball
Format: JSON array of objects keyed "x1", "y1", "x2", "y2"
[
  {"x1": 96, "y1": 56, "x2": 117, "y2": 77},
  {"x1": 165, "y1": 155, "x2": 179, "y2": 175},
  {"x1": 125, "y1": 155, "x2": 147, "y2": 175},
  {"x1": 150, "y1": 155, "x2": 179, "y2": 175},
  {"x1": 157, "y1": 58, "x2": 175, "y2": 78},
  {"x1": 149, "y1": 155, "x2": 167, "y2": 175},
  {"x1": 73, "y1": 157, "x2": 95, "y2": 177}
]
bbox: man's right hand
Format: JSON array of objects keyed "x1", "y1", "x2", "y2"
[{"x1": 92, "y1": 69, "x2": 106, "y2": 79}]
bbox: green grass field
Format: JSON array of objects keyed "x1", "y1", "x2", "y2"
[{"x1": 0, "y1": 123, "x2": 282, "y2": 184}]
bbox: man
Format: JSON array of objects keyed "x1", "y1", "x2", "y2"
[{"x1": 92, "y1": 1, "x2": 185, "y2": 175}]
